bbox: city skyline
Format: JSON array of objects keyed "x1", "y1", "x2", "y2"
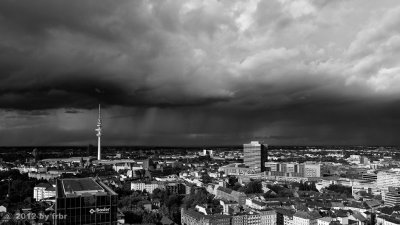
[{"x1": 1, "y1": 0, "x2": 400, "y2": 146}]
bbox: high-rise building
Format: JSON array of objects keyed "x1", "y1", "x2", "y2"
[
  {"x1": 243, "y1": 141, "x2": 268, "y2": 172},
  {"x1": 32, "y1": 148, "x2": 40, "y2": 162},
  {"x1": 55, "y1": 177, "x2": 118, "y2": 225}
]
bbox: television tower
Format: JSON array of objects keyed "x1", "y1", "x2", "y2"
[{"x1": 95, "y1": 104, "x2": 102, "y2": 160}]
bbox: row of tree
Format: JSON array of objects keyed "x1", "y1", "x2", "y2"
[{"x1": 0, "y1": 170, "x2": 46, "y2": 208}]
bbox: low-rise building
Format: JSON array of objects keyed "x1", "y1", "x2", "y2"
[
  {"x1": 216, "y1": 187, "x2": 247, "y2": 205},
  {"x1": 265, "y1": 162, "x2": 321, "y2": 178},
  {"x1": 33, "y1": 183, "x2": 56, "y2": 201},
  {"x1": 220, "y1": 199, "x2": 239, "y2": 215},
  {"x1": 377, "y1": 215, "x2": 400, "y2": 225},
  {"x1": 232, "y1": 212, "x2": 261, "y2": 225},
  {"x1": 219, "y1": 164, "x2": 257, "y2": 176},
  {"x1": 276, "y1": 209, "x2": 295, "y2": 225},
  {"x1": 131, "y1": 181, "x2": 165, "y2": 193},
  {"x1": 317, "y1": 217, "x2": 334, "y2": 225},
  {"x1": 165, "y1": 182, "x2": 186, "y2": 194},
  {"x1": 246, "y1": 199, "x2": 267, "y2": 210},
  {"x1": 293, "y1": 211, "x2": 322, "y2": 225},
  {"x1": 181, "y1": 208, "x2": 231, "y2": 225},
  {"x1": 0, "y1": 205, "x2": 7, "y2": 213},
  {"x1": 259, "y1": 209, "x2": 277, "y2": 225}
]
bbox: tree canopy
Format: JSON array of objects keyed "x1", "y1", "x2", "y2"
[{"x1": 240, "y1": 180, "x2": 263, "y2": 194}]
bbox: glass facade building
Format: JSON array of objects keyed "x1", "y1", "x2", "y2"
[
  {"x1": 243, "y1": 141, "x2": 268, "y2": 172},
  {"x1": 55, "y1": 178, "x2": 118, "y2": 225}
]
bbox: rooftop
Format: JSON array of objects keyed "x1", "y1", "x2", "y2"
[
  {"x1": 294, "y1": 211, "x2": 322, "y2": 220},
  {"x1": 56, "y1": 177, "x2": 119, "y2": 198},
  {"x1": 35, "y1": 183, "x2": 53, "y2": 188},
  {"x1": 183, "y1": 209, "x2": 231, "y2": 221},
  {"x1": 62, "y1": 178, "x2": 104, "y2": 193},
  {"x1": 351, "y1": 211, "x2": 367, "y2": 222},
  {"x1": 217, "y1": 186, "x2": 233, "y2": 194},
  {"x1": 275, "y1": 208, "x2": 295, "y2": 217},
  {"x1": 319, "y1": 217, "x2": 333, "y2": 222}
]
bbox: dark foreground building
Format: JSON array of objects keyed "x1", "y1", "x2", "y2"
[{"x1": 55, "y1": 177, "x2": 118, "y2": 225}]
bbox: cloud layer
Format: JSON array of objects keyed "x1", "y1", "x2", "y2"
[{"x1": 1, "y1": 0, "x2": 400, "y2": 145}]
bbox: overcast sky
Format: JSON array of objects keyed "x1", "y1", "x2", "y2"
[{"x1": 1, "y1": 0, "x2": 400, "y2": 146}]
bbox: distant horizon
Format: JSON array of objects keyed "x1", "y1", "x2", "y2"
[{"x1": 0, "y1": 144, "x2": 396, "y2": 148}]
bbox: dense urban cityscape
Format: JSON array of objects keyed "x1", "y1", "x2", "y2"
[
  {"x1": 2, "y1": 0, "x2": 400, "y2": 225},
  {"x1": 0, "y1": 106, "x2": 400, "y2": 225}
]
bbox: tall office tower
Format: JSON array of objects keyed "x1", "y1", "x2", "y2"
[
  {"x1": 32, "y1": 148, "x2": 39, "y2": 162},
  {"x1": 95, "y1": 105, "x2": 102, "y2": 160},
  {"x1": 377, "y1": 170, "x2": 400, "y2": 190},
  {"x1": 55, "y1": 178, "x2": 118, "y2": 225},
  {"x1": 243, "y1": 141, "x2": 268, "y2": 172}
]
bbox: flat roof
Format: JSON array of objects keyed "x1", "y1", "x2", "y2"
[
  {"x1": 56, "y1": 178, "x2": 118, "y2": 198},
  {"x1": 62, "y1": 178, "x2": 104, "y2": 193}
]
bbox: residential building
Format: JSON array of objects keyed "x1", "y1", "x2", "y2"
[
  {"x1": 276, "y1": 209, "x2": 295, "y2": 225},
  {"x1": 348, "y1": 211, "x2": 367, "y2": 225},
  {"x1": 293, "y1": 211, "x2": 322, "y2": 225},
  {"x1": 377, "y1": 215, "x2": 400, "y2": 225},
  {"x1": 33, "y1": 183, "x2": 56, "y2": 201},
  {"x1": 165, "y1": 182, "x2": 186, "y2": 194},
  {"x1": 216, "y1": 186, "x2": 247, "y2": 205},
  {"x1": 259, "y1": 209, "x2": 277, "y2": 225},
  {"x1": 181, "y1": 208, "x2": 231, "y2": 225},
  {"x1": 131, "y1": 181, "x2": 165, "y2": 193},
  {"x1": 247, "y1": 212, "x2": 261, "y2": 225},
  {"x1": 246, "y1": 199, "x2": 267, "y2": 210},
  {"x1": 232, "y1": 213, "x2": 247, "y2": 225},
  {"x1": 230, "y1": 211, "x2": 275, "y2": 225},
  {"x1": 317, "y1": 217, "x2": 334, "y2": 225},
  {"x1": 220, "y1": 199, "x2": 239, "y2": 215}
]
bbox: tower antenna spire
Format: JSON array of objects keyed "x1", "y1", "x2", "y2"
[{"x1": 96, "y1": 104, "x2": 102, "y2": 160}]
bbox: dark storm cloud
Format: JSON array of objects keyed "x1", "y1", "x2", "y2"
[
  {"x1": 0, "y1": 0, "x2": 235, "y2": 110},
  {"x1": 0, "y1": 0, "x2": 122, "y2": 40},
  {"x1": 1, "y1": 0, "x2": 400, "y2": 145}
]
